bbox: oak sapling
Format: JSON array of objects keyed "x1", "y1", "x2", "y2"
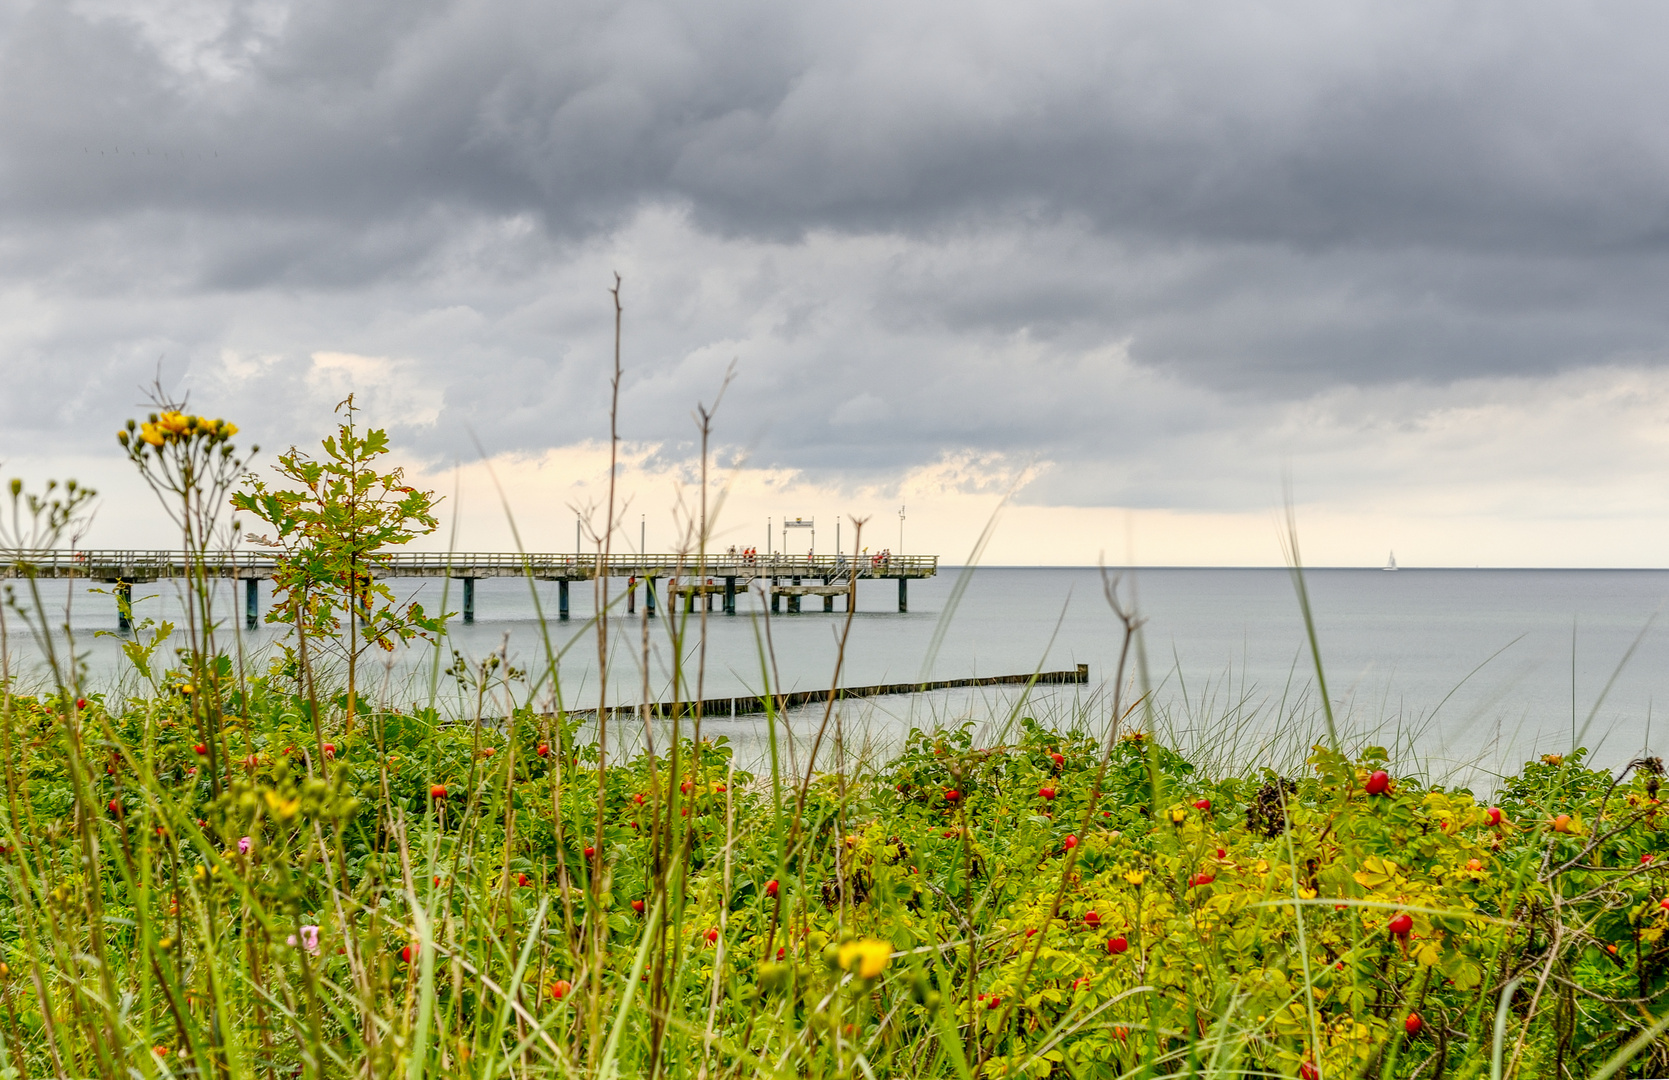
[{"x1": 233, "y1": 394, "x2": 448, "y2": 736}]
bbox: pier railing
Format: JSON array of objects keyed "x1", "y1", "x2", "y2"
[{"x1": 0, "y1": 549, "x2": 938, "y2": 583}]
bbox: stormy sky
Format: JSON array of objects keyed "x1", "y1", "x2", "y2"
[{"x1": 4, "y1": 0, "x2": 1669, "y2": 564}]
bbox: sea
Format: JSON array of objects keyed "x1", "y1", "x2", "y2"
[{"x1": 7, "y1": 567, "x2": 1668, "y2": 790}]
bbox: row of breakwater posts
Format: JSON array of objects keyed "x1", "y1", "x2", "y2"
[
  {"x1": 564, "y1": 664, "x2": 1090, "y2": 719},
  {"x1": 0, "y1": 550, "x2": 939, "y2": 630}
]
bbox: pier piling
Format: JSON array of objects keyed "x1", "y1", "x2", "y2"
[
  {"x1": 647, "y1": 577, "x2": 657, "y2": 616},
  {"x1": 462, "y1": 577, "x2": 475, "y2": 623},
  {"x1": 116, "y1": 581, "x2": 132, "y2": 632},
  {"x1": 627, "y1": 576, "x2": 635, "y2": 615},
  {"x1": 898, "y1": 577, "x2": 907, "y2": 613},
  {"x1": 724, "y1": 576, "x2": 736, "y2": 614},
  {"x1": 245, "y1": 577, "x2": 258, "y2": 630}
]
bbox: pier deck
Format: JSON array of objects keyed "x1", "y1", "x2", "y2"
[{"x1": 1, "y1": 549, "x2": 938, "y2": 626}]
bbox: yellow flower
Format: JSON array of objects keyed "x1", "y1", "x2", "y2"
[
  {"x1": 837, "y1": 938, "x2": 892, "y2": 979},
  {"x1": 1122, "y1": 869, "x2": 1147, "y2": 886},
  {"x1": 1168, "y1": 807, "x2": 1187, "y2": 824},
  {"x1": 223, "y1": 423, "x2": 239, "y2": 437},
  {"x1": 140, "y1": 423, "x2": 164, "y2": 446},
  {"x1": 159, "y1": 412, "x2": 189, "y2": 435}
]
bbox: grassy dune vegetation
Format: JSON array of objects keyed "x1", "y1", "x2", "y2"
[{"x1": 2, "y1": 398, "x2": 1668, "y2": 1079}]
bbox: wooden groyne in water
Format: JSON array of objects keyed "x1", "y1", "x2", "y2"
[{"x1": 570, "y1": 664, "x2": 1089, "y2": 719}]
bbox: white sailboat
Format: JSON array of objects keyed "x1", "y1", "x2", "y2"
[{"x1": 1383, "y1": 551, "x2": 1398, "y2": 571}]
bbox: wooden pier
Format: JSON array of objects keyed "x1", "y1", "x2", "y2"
[
  {"x1": 570, "y1": 664, "x2": 1090, "y2": 719},
  {"x1": 0, "y1": 549, "x2": 938, "y2": 628}
]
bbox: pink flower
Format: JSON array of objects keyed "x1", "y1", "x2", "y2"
[
  {"x1": 237, "y1": 836, "x2": 252, "y2": 855},
  {"x1": 287, "y1": 925, "x2": 321, "y2": 954}
]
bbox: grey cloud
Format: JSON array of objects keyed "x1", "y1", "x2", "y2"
[{"x1": 5, "y1": 0, "x2": 1669, "y2": 508}]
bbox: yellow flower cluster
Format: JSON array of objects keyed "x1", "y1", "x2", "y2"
[
  {"x1": 118, "y1": 412, "x2": 239, "y2": 449},
  {"x1": 836, "y1": 938, "x2": 892, "y2": 980}
]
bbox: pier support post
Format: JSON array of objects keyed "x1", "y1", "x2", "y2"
[
  {"x1": 647, "y1": 577, "x2": 657, "y2": 616},
  {"x1": 770, "y1": 579, "x2": 780, "y2": 614},
  {"x1": 789, "y1": 576, "x2": 801, "y2": 613},
  {"x1": 627, "y1": 576, "x2": 635, "y2": 615},
  {"x1": 686, "y1": 586, "x2": 696, "y2": 614},
  {"x1": 245, "y1": 577, "x2": 258, "y2": 630},
  {"x1": 558, "y1": 579, "x2": 570, "y2": 621},
  {"x1": 822, "y1": 578, "x2": 834, "y2": 612},
  {"x1": 898, "y1": 577, "x2": 907, "y2": 613},
  {"x1": 724, "y1": 577, "x2": 736, "y2": 614},
  {"x1": 117, "y1": 581, "x2": 132, "y2": 632},
  {"x1": 706, "y1": 585, "x2": 714, "y2": 612},
  {"x1": 463, "y1": 578, "x2": 476, "y2": 623}
]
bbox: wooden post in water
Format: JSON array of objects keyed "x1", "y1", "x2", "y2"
[
  {"x1": 724, "y1": 576, "x2": 736, "y2": 614},
  {"x1": 627, "y1": 575, "x2": 635, "y2": 615},
  {"x1": 117, "y1": 580, "x2": 132, "y2": 632},
  {"x1": 558, "y1": 579, "x2": 570, "y2": 620},
  {"x1": 897, "y1": 577, "x2": 907, "y2": 613},
  {"x1": 770, "y1": 578, "x2": 780, "y2": 613},
  {"x1": 789, "y1": 576, "x2": 801, "y2": 613},
  {"x1": 463, "y1": 577, "x2": 476, "y2": 623},
  {"x1": 646, "y1": 577, "x2": 657, "y2": 616},
  {"x1": 245, "y1": 577, "x2": 258, "y2": 630}
]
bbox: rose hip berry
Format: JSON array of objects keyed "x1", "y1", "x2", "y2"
[
  {"x1": 1365, "y1": 770, "x2": 1391, "y2": 795},
  {"x1": 1405, "y1": 1011, "x2": 1424, "y2": 1036},
  {"x1": 1388, "y1": 913, "x2": 1414, "y2": 937},
  {"x1": 1107, "y1": 935, "x2": 1129, "y2": 954}
]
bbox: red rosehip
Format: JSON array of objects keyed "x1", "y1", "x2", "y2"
[
  {"x1": 1486, "y1": 807, "x2": 1504, "y2": 826},
  {"x1": 75, "y1": 698, "x2": 87, "y2": 709},
  {"x1": 1405, "y1": 1011, "x2": 1423, "y2": 1036},
  {"x1": 1659, "y1": 898, "x2": 1669, "y2": 912},
  {"x1": 985, "y1": 995, "x2": 1001, "y2": 1010},
  {"x1": 107, "y1": 799, "x2": 123, "y2": 816},
  {"x1": 1063, "y1": 834, "x2": 1079, "y2": 850},
  {"x1": 1050, "y1": 752, "x2": 1064, "y2": 769},
  {"x1": 1039, "y1": 786, "x2": 1057, "y2": 801},
  {"x1": 766, "y1": 879, "x2": 779, "y2": 897},
  {"x1": 633, "y1": 793, "x2": 645, "y2": 805},
  {"x1": 1189, "y1": 872, "x2": 1215, "y2": 887},
  {"x1": 583, "y1": 846, "x2": 596, "y2": 860},
  {"x1": 536, "y1": 743, "x2": 550, "y2": 757},
  {"x1": 516, "y1": 873, "x2": 530, "y2": 887},
  {"x1": 632, "y1": 899, "x2": 646, "y2": 913},
  {"x1": 944, "y1": 789, "x2": 960, "y2": 802},
  {"x1": 1216, "y1": 847, "x2": 1226, "y2": 858},
  {"x1": 322, "y1": 743, "x2": 336, "y2": 757},
  {"x1": 705, "y1": 927, "x2": 719, "y2": 944},
  {"x1": 1107, "y1": 935, "x2": 1129, "y2": 954},
  {"x1": 401, "y1": 945, "x2": 415, "y2": 963},
  {"x1": 1300, "y1": 1062, "x2": 1319, "y2": 1080},
  {"x1": 1083, "y1": 911, "x2": 1101, "y2": 928},
  {"x1": 1641, "y1": 853, "x2": 1655, "y2": 864},
  {"x1": 680, "y1": 781, "x2": 694, "y2": 795},
  {"x1": 193, "y1": 744, "x2": 208, "y2": 755},
  {"x1": 1388, "y1": 913, "x2": 1414, "y2": 937},
  {"x1": 429, "y1": 784, "x2": 447, "y2": 800},
  {"x1": 1192, "y1": 798, "x2": 1211, "y2": 811},
  {"x1": 1365, "y1": 770, "x2": 1391, "y2": 795},
  {"x1": 548, "y1": 979, "x2": 571, "y2": 1001}
]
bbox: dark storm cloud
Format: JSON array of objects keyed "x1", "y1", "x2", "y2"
[{"x1": 4, "y1": 0, "x2": 1669, "y2": 490}]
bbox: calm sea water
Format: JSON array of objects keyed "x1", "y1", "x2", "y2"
[{"x1": 9, "y1": 567, "x2": 1668, "y2": 785}]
